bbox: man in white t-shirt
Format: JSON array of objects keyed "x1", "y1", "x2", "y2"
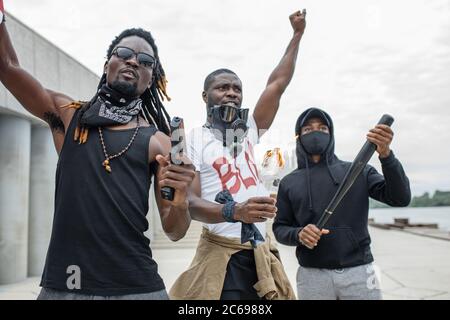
[{"x1": 170, "y1": 10, "x2": 307, "y2": 300}]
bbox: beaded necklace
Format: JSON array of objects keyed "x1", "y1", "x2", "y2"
[{"x1": 98, "y1": 116, "x2": 140, "y2": 173}]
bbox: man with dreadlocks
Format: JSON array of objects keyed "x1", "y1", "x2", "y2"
[
  {"x1": 170, "y1": 10, "x2": 307, "y2": 300},
  {"x1": 0, "y1": 4, "x2": 195, "y2": 300}
]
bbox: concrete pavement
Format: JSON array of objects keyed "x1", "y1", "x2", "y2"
[{"x1": 1, "y1": 226, "x2": 449, "y2": 300}]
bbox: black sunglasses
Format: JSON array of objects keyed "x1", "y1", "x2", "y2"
[{"x1": 111, "y1": 46, "x2": 156, "y2": 69}]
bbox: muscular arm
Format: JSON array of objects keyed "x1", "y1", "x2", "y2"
[
  {"x1": 188, "y1": 172, "x2": 226, "y2": 224},
  {"x1": 253, "y1": 10, "x2": 306, "y2": 135},
  {"x1": 0, "y1": 20, "x2": 74, "y2": 146},
  {"x1": 151, "y1": 132, "x2": 193, "y2": 241},
  {"x1": 188, "y1": 172, "x2": 277, "y2": 224}
]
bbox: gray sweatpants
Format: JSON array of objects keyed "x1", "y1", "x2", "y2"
[
  {"x1": 296, "y1": 263, "x2": 382, "y2": 300},
  {"x1": 37, "y1": 287, "x2": 169, "y2": 300}
]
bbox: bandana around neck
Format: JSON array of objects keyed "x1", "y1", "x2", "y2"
[{"x1": 80, "y1": 84, "x2": 142, "y2": 127}]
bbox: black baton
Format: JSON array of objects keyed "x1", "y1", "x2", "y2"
[{"x1": 316, "y1": 114, "x2": 395, "y2": 229}]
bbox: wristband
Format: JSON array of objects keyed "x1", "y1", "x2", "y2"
[
  {"x1": 222, "y1": 201, "x2": 238, "y2": 223},
  {"x1": 215, "y1": 189, "x2": 238, "y2": 223}
]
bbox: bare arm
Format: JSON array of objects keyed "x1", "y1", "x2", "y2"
[
  {"x1": 188, "y1": 172, "x2": 226, "y2": 223},
  {"x1": 151, "y1": 132, "x2": 195, "y2": 241},
  {"x1": 0, "y1": 16, "x2": 74, "y2": 139},
  {"x1": 253, "y1": 9, "x2": 306, "y2": 135},
  {"x1": 188, "y1": 172, "x2": 278, "y2": 224}
]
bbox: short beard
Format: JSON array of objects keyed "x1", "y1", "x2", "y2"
[{"x1": 110, "y1": 80, "x2": 138, "y2": 98}]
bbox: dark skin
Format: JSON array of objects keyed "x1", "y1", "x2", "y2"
[
  {"x1": 0, "y1": 23, "x2": 194, "y2": 241},
  {"x1": 298, "y1": 117, "x2": 394, "y2": 249},
  {"x1": 190, "y1": 10, "x2": 307, "y2": 224}
]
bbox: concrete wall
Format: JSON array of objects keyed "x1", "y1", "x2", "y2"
[
  {"x1": 0, "y1": 14, "x2": 100, "y2": 284},
  {"x1": 0, "y1": 116, "x2": 31, "y2": 284},
  {"x1": 0, "y1": 14, "x2": 100, "y2": 121}
]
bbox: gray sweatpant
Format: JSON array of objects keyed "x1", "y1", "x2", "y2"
[
  {"x1": 37, "y1": 287, "x2": 169, "y2": 300},
  {"x1": 296, "y1": 263, "x2": 382, "y2": 300}
]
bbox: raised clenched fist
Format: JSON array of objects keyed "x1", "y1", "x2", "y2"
[{"x1": 289, "y1": 9, "x2": 307, "y2": 35}]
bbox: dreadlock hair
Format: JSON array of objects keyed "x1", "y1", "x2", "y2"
[
  {"x1": 64, "y1": 28, "x2": 172, "y2": 144},
  {"x1": 203, "y1": 68, "x2": 238, "y2": 91}
]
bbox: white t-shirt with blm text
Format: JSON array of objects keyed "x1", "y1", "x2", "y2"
[{"x1": 187, "y1": 115, "x2": 269, "y2": 240}]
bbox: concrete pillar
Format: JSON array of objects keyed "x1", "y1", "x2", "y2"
[
  {"x1": 0, "y1": 115, "x2": 31, "y2": 284},
  {"x1": 28, "y1": 125, "x2": 57, "y2": 277},
  {"x1": 145, "y1": 180, "x2": 163, "y2": 243}
]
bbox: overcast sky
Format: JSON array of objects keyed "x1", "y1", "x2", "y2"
[{"x1": 6, "y1": 0, "x2": 450, "y2": 196}]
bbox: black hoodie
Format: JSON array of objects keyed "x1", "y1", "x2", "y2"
[{"x1": 273, "y1": 108, "x2": 411, "y2": 269}]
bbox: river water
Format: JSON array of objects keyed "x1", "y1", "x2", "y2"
[{"x1": 369, "y1": 206, "x2": 450, "y2": 231}]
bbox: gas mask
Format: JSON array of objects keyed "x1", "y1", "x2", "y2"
[{"x1": 207, "y1": 105, "x2": 249, "y2": 155}]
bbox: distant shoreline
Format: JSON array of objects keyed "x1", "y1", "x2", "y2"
[
  {"x1": 369, "y1": 206, "x2": 450, "y2": 236},
  {"x1": 370, "y1": 190, "x2": 450, "y2": 209}
]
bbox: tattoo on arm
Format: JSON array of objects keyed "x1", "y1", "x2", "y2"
[{"x1": 43, "y1": 112, "x2": 65, "y2": 133}]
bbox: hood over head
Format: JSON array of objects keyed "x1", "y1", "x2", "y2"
[
  {"x1": 294, "y1": 107, "x2": 339, "y2": 213},
  {"x1": 295, "y1": 107, "x2": 337, "y2": 169}
]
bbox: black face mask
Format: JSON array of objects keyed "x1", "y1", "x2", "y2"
[
  {"x1": 207, "y1": 105, "x2": 249, "y2": 148},
  {"x1": 300, "y1": 131, "x2": 330, "y2": 155}
]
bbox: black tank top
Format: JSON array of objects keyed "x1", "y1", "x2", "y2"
[{"x1": 40, "y1": 109, "x2": 164, "y2": 296}]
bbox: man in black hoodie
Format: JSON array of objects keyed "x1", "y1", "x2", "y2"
[{"x1": 273, "y1": 107, "x2": 411, "y2": 300}]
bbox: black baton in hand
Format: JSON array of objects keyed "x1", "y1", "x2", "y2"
[
  {"x1": 316, "y1": 114, "x2": 395, "y2": 229},
  {"x1": 160, "y1": 117, "x2": 187, "y2": 201}
]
